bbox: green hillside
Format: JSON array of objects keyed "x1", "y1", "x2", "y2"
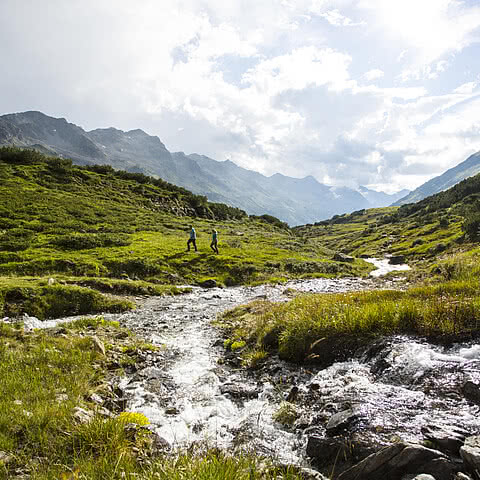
[
  {"x1": 294, "y1": 170, "x2": 480, "y2": 267},
  {"x1": 0, "y1": 147, "x2": 370, "y2": 318}
]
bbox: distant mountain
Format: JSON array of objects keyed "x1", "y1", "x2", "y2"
[
  {"x1": 358, "y1": 186, "x2": 410, "y2": 208},
  {"x1": 393, "y1": 151, "x2": 480, "y2": 206},
  {"x1": 0, "y1": 111, "x2": 404, "y2": 225}
]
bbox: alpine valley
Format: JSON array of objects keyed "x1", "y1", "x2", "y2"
[{"x1": 0, "y1": 111, "x2": 409, "y2": 225}]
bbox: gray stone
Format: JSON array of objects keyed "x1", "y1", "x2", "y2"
[
  {"x1": 389, "y1": 255, "x2": 406, "y2": 265},
  {"x1": 326, "y1": 409, "x2": 358, "y2": 434},
  {"x1": 422, "y1": 424, "x2": 468, "y2": 455},
  {"x1": 337, "y1": 443, "x2": 450, "y2": 480},
  {"x1": 460, "y1": 435, "x2": 480, "y2": 476},
  {"x1": 462, "y1": 381, "x2": 480, "y2": 405},
  {"x1": 73, "y1": 407, "x2": 94, "y2": 424},
  {"x1": 199, "y1": 279, "x2": 217, "y2": 288}
]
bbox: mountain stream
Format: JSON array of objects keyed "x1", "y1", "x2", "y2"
[{"x1": 22, "y1": 260, "x2": 480, "y2": 470}]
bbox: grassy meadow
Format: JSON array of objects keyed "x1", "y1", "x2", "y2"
[{"x1": 0, "y1": 147, "x2": 371, "y2": 319}]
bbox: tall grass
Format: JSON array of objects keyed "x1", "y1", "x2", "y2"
[{"x1": 221, "y1": 267, "x2": 480, "y2": 363}]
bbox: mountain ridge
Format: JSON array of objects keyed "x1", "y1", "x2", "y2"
[
  {"x1": 0, "y1": 110, "x2": 406, "y2": 225},
  {"x1": 393, "y1": 151, "x2": 480, "y2": 206}
]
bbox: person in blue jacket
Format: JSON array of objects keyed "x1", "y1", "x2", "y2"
[
  {"x1": 210, "y1": 229, "x2": 219, "y2": 254},
  {"x1": 187, "y1": 225, "x2": 197, "y2": 252}
]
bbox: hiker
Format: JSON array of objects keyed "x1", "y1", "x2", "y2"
[
  {"x1": 210, "y1": 229, "x2": 219, "y2": 254},
  {"x1": 187, "y1": 225, "x2": 197, "y2": 252}
]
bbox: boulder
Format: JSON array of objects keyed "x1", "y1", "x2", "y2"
[
  {"x1": 462, "y1": 381, "x2": 480, "y2": 405},
  {"x1": 326, "y1": 409, "x2": 359, "y2": 435},
  {"x1": 337, "y1": 443, "x2": 454, "y2": 480},
  {"x1": 422, "y1": 424, "x2": 469, "y2": 455},
  {"x1": 460, "y1": 435, "x2": 480, "y2": 476},
  {"x1": 199, "y1": 279, "x2": 217, "y2": 288},
  {"x1": 389, "y1": 255, "x2": 406, "y2": 265}
]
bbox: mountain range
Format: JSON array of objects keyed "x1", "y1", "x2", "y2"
[
  {"x1": 393, "y1": 151, "x2": 480, "y2": 205},
  {"x1": 0, "y1": 110, "x2": 410, "y2": 225}
]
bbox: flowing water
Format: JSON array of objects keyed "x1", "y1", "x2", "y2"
[{"x1": 19, "y1": 260, "x2": 480, "y2": 467}]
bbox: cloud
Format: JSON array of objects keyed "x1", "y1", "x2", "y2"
[
  {"x1": 357, "y1": 0, "x2": 480, "y2": 78},
  {"x1": 1, "y1": 0, "x2": 480, "y2": 196},
  {"x1": 318, "y1": 9, "x2": 366, "y2": 27},
  {"x1": 363, "y1": 69, "x2": 384, "y2": 81}
]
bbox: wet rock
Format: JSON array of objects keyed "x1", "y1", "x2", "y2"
[
  {"x1": 199, "y1": 279, "x2": 217, "y2": 288},
  {"x1": 333, "y1": 253, "x2": 355, "y2": 263},
  {"x1": 422, "y1": 424, "x2": 468, "y2": 455},
  {"x1": 462, "y1": 381, "x2": 480, "y2": 405},
  {"x1": 220, "y1": 383, "x2": 259, "y2": 399},
  {"x1": 305, "y1": 333, "x2": 371, "y2": 367},
  {"x1": 460, "y1": 435, "x2": 480, "y2": 476},
  {"x1": 149, "y1": 432, "x2": 171, "y2": 452},
  {"x1": 337, "y1": 443, "x2": 452, "y2": 480},
  {"x1": 165, "y1": 407, "x2": 179, "y2": 415},
  {"x1": 326, "y1": 409, "x2": 359, "y2": 435},
  {"x1": 73, "y1": 407, "x2": 94, "y2": 424},
  {"x1": 307, "y1": 435, "x2": 351, "y2": 465},
  {"x1": 389, "y1": 255, "x2": 406, "y2": 265}
]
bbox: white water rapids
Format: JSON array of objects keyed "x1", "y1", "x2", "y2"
[{"x1": 15, "y1": 259, "x2": 480, "y2": 467}]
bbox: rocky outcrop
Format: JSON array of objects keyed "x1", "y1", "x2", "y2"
[
  {"x1": 337, "y1": 443, "x2": 456, "y2": 480},
  {"x1": 460, "y1": 436, "x2": 480, "y2": 477}
]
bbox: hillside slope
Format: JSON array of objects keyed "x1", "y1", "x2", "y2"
[
  {"x1": 394, "y1": 151, "x2": 480, "y2": 205},
  {"x1": 295, "y1": 171, "x2": 480, "y2": 266},
  {"x1": 0, "y1": 147, "x2": 371, "y2": 318},
  {"x1": 0, "y1": 111, "x2": 405, "y2": 225}
]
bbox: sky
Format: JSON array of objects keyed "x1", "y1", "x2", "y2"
[{"x1": 1, "y1": 0, "x2": 480, "y2": 193}]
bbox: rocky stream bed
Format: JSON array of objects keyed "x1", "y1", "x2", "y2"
[{"x1": 23, "y1": 261, "x2": 480, "y2": 479}]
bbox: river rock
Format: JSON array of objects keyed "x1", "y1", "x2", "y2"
[
  {"x1": 307, "y1": 434, "x2": 375, "y2": 470},
  {"x1": 460, "y1": 435, "x2": 480, "y2": 475},
  {"x1": 220, "y1": 383, "x2": 259, "y2": 399},
  {"x1": 422, "y1": 424, "x2": 468, "y2": 455},
  {"x1": 199, "y1": 279, "x2": 217, "y2": 288},
  {"x1": 389, "y1": 255, "x2": 406, "y2": 265},
  {"x1": 337, "y1": 443, "x2": 454, "y2": 480},
  {"x1": 326, "y1": 409, "x2": 359, "y2": 435},
  {"x1": 333, "y1": 253, "x2": 355, "y2": 263},
  {"x1": 462, "y1": 381, "x2": 480, "y2": 405}
]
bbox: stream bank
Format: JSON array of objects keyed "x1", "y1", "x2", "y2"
[{"x1": 18, "y1": 262, "x2": 480, "y2": 479}]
